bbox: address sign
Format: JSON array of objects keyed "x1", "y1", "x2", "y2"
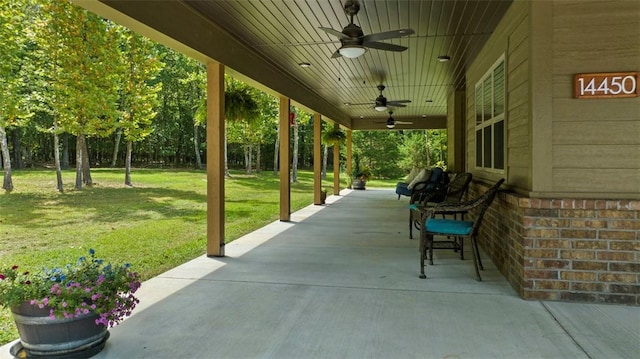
[{"x1": 574, "y1": 72, "x2": 638, "y2": 99}]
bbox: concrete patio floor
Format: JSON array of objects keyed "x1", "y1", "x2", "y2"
[{"x1": 2, "y1": 188, "x2": 638, "y2": 358}]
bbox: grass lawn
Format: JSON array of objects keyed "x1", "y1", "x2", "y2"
[{"x1": 0, "y1": 167, "x2": 397, "y2": 345}]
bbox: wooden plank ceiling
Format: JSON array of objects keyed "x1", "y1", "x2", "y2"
[{"x1": 90, "y1": 0, "x2": 512, "y2": 130}]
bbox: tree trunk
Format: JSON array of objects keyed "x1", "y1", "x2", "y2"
[
  {"x1": 111, "y1": 130, "x2": 121, "y2": 167},
  {"x1": 12, "y1": 130, "x2": 23, "y2": 169},
  {"x1": 256, "y1": 143, "x2": 261, "y2": 173},
  {"x1": 291, "y1": 122, "x2": 299, "y2": 182},
  {"x1": 61, "y1": 133, "x2": 69, "y2": 169},
  {"x1": 193, "y1": 124, "x2": 202, "y2": 170},
  {"x1": 75, "y1": 134, "x2": 83, "y2": 189},
  {"x1": 321, "y1": 144, "x2": 328, "y2": 180},
  {"x1": 224, "y1": 128, "x2": 230, "y2": 177},
  {"x1": 244, "y1": 144, "x2": 251, "y2": 174},
  {"x1": 424, "y1": 130, "x2": 431, "y2": 167},
  {"x1": 53, "y1": 126, "x2": 64, "y2": 193},
  {"x1": 125, "y1": 140, "x2": 133, "y2": 186},
  {"x1": 273, "y1": 122, "x2": 279, "y2": 175},
  {"x1": 0, "y1": 124, "x2": 14, "y2": 191},
  {"x1": 81, "y1": 135, "x2": 92, "y2": 186}
]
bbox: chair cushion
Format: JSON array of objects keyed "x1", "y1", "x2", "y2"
[
  {"x1": 405, "y1": 167, "x2": 420, "y2": 183},
  {"x1": 407, "y1": 169, "x2": 431, "y2": 190},
  {"x1": 396, "y1": 182, "x2": 412, "y2": 196},
  {"x1": 425, "y1": 167, "x2": 444, "y2": 190},
  {"x1": 425, "y1": 218, "x2": 473, "y2": 235}
]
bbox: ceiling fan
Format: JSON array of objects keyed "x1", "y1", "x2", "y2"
[
  {"x1": 319, "y1": 0, "x2": 414, "y2": 59},
  {"x1": 376, "y1": 111, "x2": 413, "y2": 129},
  {"x1": 349, "y1": 84, "x2": 411, "y2": 111}
]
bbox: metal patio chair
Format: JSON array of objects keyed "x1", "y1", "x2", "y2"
[
  {"x1": 418, "y1": 178, "x2": 504, "y2": 281},
  {"x1": 409, "y1": 172, "x2": 473, "y2": 241}
]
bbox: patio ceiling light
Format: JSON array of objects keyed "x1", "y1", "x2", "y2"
[{"x1": 339, "y1": 45, "x2": 366, "y2": 58}]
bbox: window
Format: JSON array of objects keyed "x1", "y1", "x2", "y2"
[{"x1": 475, "y1": 56, "x2": 505, "y2": 170}]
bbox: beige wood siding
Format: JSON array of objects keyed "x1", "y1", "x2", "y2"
[
  {"x1": 466, "y1": 0, "x2": 531, "y2": 191},
  {"x1": 550, "y1": 1, "x2": 640, "y2": 198}
]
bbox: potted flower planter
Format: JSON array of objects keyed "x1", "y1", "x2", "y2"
[
  {"x1": 352, "y1": 178, "x2": 366, "y2": 190},
  {"x1": 10, "y1": 301, "x2": 109, "y2": 358},
  {"x1": 1, "y1": 249, "x2": 141, "y2": 358}
]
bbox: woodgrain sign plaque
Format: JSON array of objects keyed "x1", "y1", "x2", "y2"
[{"x1": 574, "y1": 72, "x2": 639, "y2": 99}]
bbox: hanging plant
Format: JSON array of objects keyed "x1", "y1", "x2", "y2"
[{"x1": 322, "y1": 128, "x2": 346, "y2": 145}]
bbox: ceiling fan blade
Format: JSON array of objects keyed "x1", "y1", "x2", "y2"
[
  {"x1": 396, "y1": 121, "x2": 413, "y2": 125},
  {"x1": 363, "y1": 41, "x2": 408, "y2": 52},
  {"x1": 388, "y1": 103, "x2": 407, "y2": 108},
  {"x1": 362, "y1": 28, "x2": 414, "y2": 43},
  {"x1": 319, "y1": 27, "x2": 350, "y2": 40},
  {"x1": 388, "y1": 100, "x2": 411, "y2": 104}
]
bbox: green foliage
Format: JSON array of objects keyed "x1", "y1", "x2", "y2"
[
  {"x1": 352, "y1": 130, "x2": 402, "y2": 179},
  {"x1": 38, "y1": 1, "x2": 122, "y2": 138},
  {"x1": 398, "y1": 131, "x2": 430, "y2": 170},
  {"x1": 321, "y1": 127, "x2": 346, "y2": 145},
  {"x1": 225, "y1": 77, "x2": 260, "y2": 125},
  {"x1": 118, "y1": 29, "x2": 163, "y2": 143},
  {"x1": 0, "y1": 0, "x2": 31, "y2": 128},
  {"x1": 0, "y1": 249, "x2": 141, "y2": 327},
  {"x1": 396, "y1": 129, "x2": 447, "y2": 171}
]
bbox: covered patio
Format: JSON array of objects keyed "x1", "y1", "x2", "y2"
[
  {"x1": 67, "y1": 0, "x2": 640, "y2": 304},
  {"x1": 4, "y1": 189, "x2": 635, "y2": 358}
]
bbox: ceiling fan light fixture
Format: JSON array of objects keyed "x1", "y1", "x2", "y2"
[
  {"x1": 437, "y1": 55, "x2": 451, "y2": 62},
  {"x1": 338, "y1": 45, "x2": 366, "y2": 58},
  {"x1": 374, "y1": 104, "x2": 387, "y2": 111},
  {"x1": 386, "y1": 119, "x2": 395, "y2": 129}
]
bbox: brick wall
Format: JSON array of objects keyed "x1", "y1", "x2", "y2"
[{"x1": 469, "y1": 182, "x2": 640, "y2": 305}]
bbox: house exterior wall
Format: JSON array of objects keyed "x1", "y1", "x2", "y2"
[
  {"x1": 464, "y1": 0, "x2": 640, "y2": 304},
  {"x1": 465, "y1": 0, "x2": 531, "y2": 192},
  {"x1": 549, "y1": 0, "x2": 640, "y2": 199}
]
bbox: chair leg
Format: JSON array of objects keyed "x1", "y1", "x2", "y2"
[
  {"x1": 458, "y1": 236, "x2": 464, "y2": 260},
  {"x1": 409, "y1": 213, "x2": 413, "y2": 239},
  {"x1": 428, "y1": 234, "x2": 434, "y2": 266},
  {"x1": 470, "y1": 236, "x2": 482, "y2": 281},
  {"x1": 419, "y1": 230, "x2": 427, "y2": 278},
  {"x1": 472, "y1": 236, "x2": 484, "y2": 270}
]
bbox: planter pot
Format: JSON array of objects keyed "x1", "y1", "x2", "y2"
[
  {"x1": 352, "y1": 179, "x2": 366, "y2": 190},
  {"x1": 10, "y1": 302, "x2": 109, "y2": 358}
]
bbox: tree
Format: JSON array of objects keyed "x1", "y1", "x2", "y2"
[
  {"x1": 290, "y1": 108, "x2": 311, "y2": 182},
  {"x1": 0, "y1": 0, "x2": 31, "y2": 191},
  {"x1": 252, "y1": 91, "x2": 278, "y2": 172},
  {"x1": 118, "y1": 29, "x2": 163, "y2": 186},
  {"x1": 351, "y1": 130, "x2": 402, "y2": 179},
  {"x1": 40, "y1": 1, "x2": 123, "y2": 189},
  {"x1": 151, "y1": 46, "x2": 204, "y2": 167},
  {"x1": 224, "y1": 77, "x2": 259, "y2": 176}
]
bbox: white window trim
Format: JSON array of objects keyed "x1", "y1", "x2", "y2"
[{"x1": 474, "y1": 54, "x2": 506, "y2": 173}]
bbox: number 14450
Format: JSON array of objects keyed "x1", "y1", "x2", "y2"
[{"x1": 574, "y1": 72, "x2": 638, "y2": 99}]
